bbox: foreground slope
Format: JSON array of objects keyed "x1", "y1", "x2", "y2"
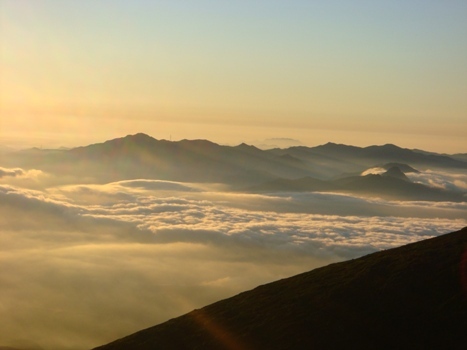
[{"x1": 94, "y1": 227, "x2": 467, "y2": 350}]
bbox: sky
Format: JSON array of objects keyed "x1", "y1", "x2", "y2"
[
  {"x1": 1, "y1": 3, "x2": 467, "y2": 347},
  {"x1": 1, "y1": 0, "x2": 467, "y2": 152}
]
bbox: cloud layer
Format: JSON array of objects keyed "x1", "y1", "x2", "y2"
[
  {"x1": 0, "y1": 174, "x2": 466, "y2": 349},
  {"x1": 407, "y1": 169, "x2": 467, "y2": 191}
]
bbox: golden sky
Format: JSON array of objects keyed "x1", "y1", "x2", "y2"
[{"x1": 1, "y1": 0, "x2": 466, "y2": 152}]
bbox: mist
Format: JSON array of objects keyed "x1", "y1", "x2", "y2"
[{"x1": 1, "y1": 170, "x2": 465, "y2": 349}]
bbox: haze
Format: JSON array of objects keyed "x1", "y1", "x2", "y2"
[
  {"x1": 1, "y1": 0, "x2": 467, "y2": 152},
  {"x1": 1, "y1": 1, "x2": 467, "y2": 349},
  {"x1": 0, "y1": 132, "x2": 466, "y2": 349}
]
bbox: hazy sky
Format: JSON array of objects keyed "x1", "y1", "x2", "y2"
[{"x1": 1, "y1": 0, "x2": 466, "y2": 152}]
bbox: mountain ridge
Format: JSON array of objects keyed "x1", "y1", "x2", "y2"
[
  {"x1": 3, "y1": 133, "x2": 466, "y2": 187},
  {"x1": 248, "y1": 171, "x2": 466, "y2": 202}
]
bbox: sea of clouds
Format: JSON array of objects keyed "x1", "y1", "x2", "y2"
[{"x1": 0, "y1": 167, "x2": 466, "y2": 349}]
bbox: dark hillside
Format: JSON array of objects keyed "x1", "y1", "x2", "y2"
[
  {"x1": 286, "y1": 143, "x2": 467, "y2": 170},
  {"x1": 4, "y1": 135, "x2": 466, "y2": 185},
  {"x1": 249, "y1": 173, "x2": 466, "y2": 202},
  {"x1": 25, "y1": 134, "x2": 315, "y2": 185},
  {"x1": 94, "y1": 227, "x2": 467, "y2": 350}
]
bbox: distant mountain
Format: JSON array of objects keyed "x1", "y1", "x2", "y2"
[
  {"x1": 452, "y1": 153, "x2": 467, "y2": 162},
  {"x1": 4, "y1": 134, "x2": 313, "y2": 185},
  {"x1": 68, "y1": 134, "x2": 316, "y2": 184},
  {"x1": 333, "y1": 174, "x2": 465, "y2": 201},
  {"x1": 381, "y1": 166, "x2": 410, "y2": 181},
  {"x1": 2, "y1": 134, "x2": 466, "y2": 187},
  {"x1": 93, "y1": 227, "x2": 467, "y2": 350},
  {"x1": 269, "y1": 143, "x2": 467, "y2": 174},
  {"x1": 267, "y1": 144, "x2": 365, "y2": 179},
  {"x1": 379, "y1": 163, "x2": 419, "y2": 173},
  {"x1": 249, "y1": 170, "x2": 466, "y2": 202}
]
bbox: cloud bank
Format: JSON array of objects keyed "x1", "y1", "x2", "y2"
[
  {"x1": 407, "y1": 169, "x2": 467, "y2": 191},
  {"x1": 0, "y1": 176, "x2": 465, "y2": 349}
]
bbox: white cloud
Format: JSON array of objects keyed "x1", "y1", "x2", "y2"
[
  {"x1": 407, "y1": 169, "x2": 467, "y2": 192},
  {"x1": 118, "y1": 179, "x2": 199, "y2": 192},
  {"x1": 0, "y1": 167, "x2": 49, "y2": 189},
  {"x1": 0, "y1": 180, "x2": 465, "y2": 349},
  {"x1": 0, "y1": 167, "x2": 24, "y2": 178},
  {"x1": 361, "y1": 167, "x2": 386, "y2": 175}
]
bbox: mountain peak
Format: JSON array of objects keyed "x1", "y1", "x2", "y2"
[
  {"x1": 364, "y1": 143, "x2": 404, "y2": 152},
  {"x1": 178, "y1": 139, "x2": 219, "y2": 148},
  {"x1": 382, "y1": 166, "x2": 410, "y2": 181},
  {"x1": 382, "y1": 143, "x2": 400, "y2": 149},
  {"x1": 128, "y1": 132, "x2": 151, "y2": 138},
  {"x1": 322, "y1": 142, "x2": 345, "y2": 148},
  {"x1": 381, "y1": 163, "x2": 420, "y2": 173},
  {"x1": 235, "y1": 143, "x2": 261, "y2": 152},
  {"x1": 122, "y1": 133, "x2": 156, "y2": 142},
  {"x1": 316, "y1": 142, "x2": 361, "y2": 150}
]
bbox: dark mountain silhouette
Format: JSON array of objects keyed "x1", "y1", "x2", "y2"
[
  {"x1": 336, "y1": 163, "x2": 419, "y2": 181},
  {"x1": 6, "y1": 133, "x2": 314, "y2": 185},
  {"x1": 93, "y1": 227, "x2": 467, "y2": 350},
  {"x1": 379, "y1": 162, "x2": 419, "y2": 173},
  {"x1": 381, "y1": 166, "x2": 410, "y2": 181},
  {"x1": 333, "y1": 174, "x2": 465, "y2": 201},
  {"x1": 249, "y1": 172, "x2": 466, "y2": 202},
  {"x1": 269, "y1": 142, "x2": 467, "y2": 174},
  {"x1": 3, "y1": 134, "x2": 466, "y2": 187},
  {"x1": 452, "y1": 153, "x2": 467, "y2": 162},
  {"x1": 267, "y1": 144, "x2": 365, "y2": 179}
]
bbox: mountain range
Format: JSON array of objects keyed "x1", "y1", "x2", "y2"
[
  {"x1": 93, "y1": 226, "x2": 467, "y2": 350},
  {"x1": 2, "y1": 134, "x2": 467, "y2": 200},
  {"x1": 248, "y1": 166, "x2": 466, "y2": 202}
]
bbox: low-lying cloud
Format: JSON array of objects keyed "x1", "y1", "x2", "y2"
[
  {"x1": 0, "y1": 178, "x2": 466, "y2": 349},
  {"x1": 407, "y1": 169, "x2": 467, "y2": 191},
  {"x1": 0, "y1": 166, "x2": 24, "y2": 178},
  {"x1": 0, "y1": 166, "x2": 50, "y2": 190}
]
